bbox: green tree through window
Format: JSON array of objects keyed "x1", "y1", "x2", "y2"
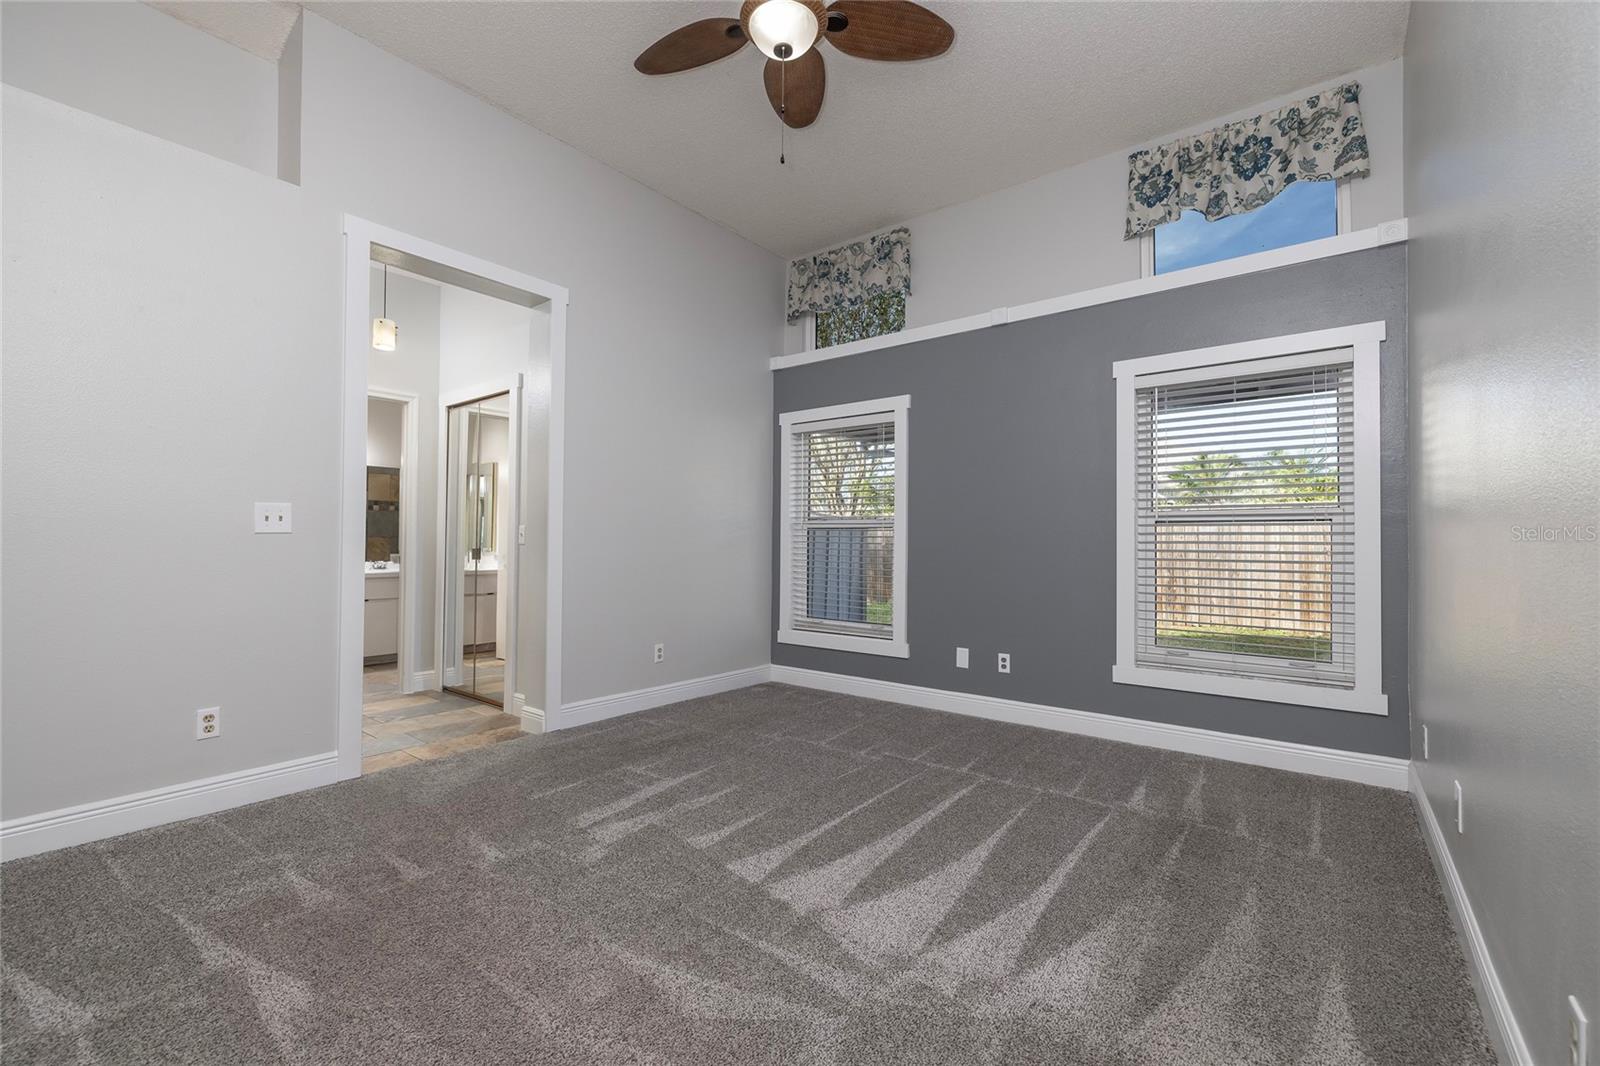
[{"x1": 815, "y1": 291, "x2": 906, "y2": 349}]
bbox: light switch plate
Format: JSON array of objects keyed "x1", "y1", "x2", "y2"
[
  {"x1": 955, "y1": 647, "x2": 969, "y2": 669},
  {"x1": 254, "y1": 502, "x2": 292, "y2": 533}
]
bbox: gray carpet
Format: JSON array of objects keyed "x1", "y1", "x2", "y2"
[{"x1": 1, "y1": 683, "x2": 1495, "y2": 1065}]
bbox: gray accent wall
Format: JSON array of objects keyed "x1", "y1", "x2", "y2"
[{"x1": 773, "y1": 245, "x2": 1409, "y2": 758}]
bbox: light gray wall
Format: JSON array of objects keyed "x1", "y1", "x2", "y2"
[
  {"x1": 0, "y1": 1, "x2": 278, "y2": 176},
  {"x1": 2, "y1": 3, "x2": 780, "y2": 823},
  {"x1": 783, "y1": 58, "x2": 1406, "y2": 353},
  {"x1": 774, "y1": 245, "x2": 1410, "y2": 757},
  {"x1": 2, "y1": 87, "x2": 342, "y2": 816},
  {"x1": 1404, "y1": 4, "x2": 1600, "y2": 1062},
  {"x1": 297, "y1": 13, "x2": 779, "y2": 704}
]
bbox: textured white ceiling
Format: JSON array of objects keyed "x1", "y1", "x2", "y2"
[
  {"x1": 157, "y1": 1, "x2": 1411, "y2": 255},
  {"x1": 148, "y1": 0, "x2": 301, "y2": 60}
]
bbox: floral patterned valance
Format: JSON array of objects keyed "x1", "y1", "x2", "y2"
[
  {"x1": 1125, "y1": 83, "x2": 1371, "y2": 241},
  {"x1": 787, "y1": 227, "x2": 911, "y2": 322}
]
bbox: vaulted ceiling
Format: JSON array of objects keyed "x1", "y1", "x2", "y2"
[{"x1": 154, "y1": 1, "x2": 1410, "y2": 255}]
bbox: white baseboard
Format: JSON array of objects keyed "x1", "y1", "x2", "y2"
[
  {"x1": 407, "y1": 669, "x2": 437, "y2": 692},
  {"x1": 556, "y1": 665, "x2": 772, "y2": 731},
  {"x1": 519, "y1": 702, "x2": 545, "y2": 734},
  {"x1": 1409, "y1": 765, "x2": 1531, "y2": 1065},
  {"x1": 0, "y1": 751, "x2": 342, "y2": 862},
  {"x1": 770, "y1": 666, "x2": 1409, "y2": 790}
]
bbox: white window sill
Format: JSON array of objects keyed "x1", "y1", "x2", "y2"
[
  {"x1": 778, "y1": 628, "x2": 909, "y2": 659},
  {"x1": 1113, "y1": 664, "x2": 1388, "y2": 716}
]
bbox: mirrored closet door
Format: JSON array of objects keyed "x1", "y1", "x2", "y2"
[{"x1": 442, "y1": 392, "x2": 511, "y2": 705}]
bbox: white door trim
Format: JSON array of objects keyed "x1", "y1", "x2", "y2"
[{"x1": 340, "y1": 215, "x2": 569, "y2": 780}]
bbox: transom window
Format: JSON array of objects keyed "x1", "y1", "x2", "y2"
[
  {"x1": 1113, "y1": 325, "x2": 1387, "y2": 715},
  {"x1": 777, "y1": 396, "x2": 909, "y2": 657},
  {"x1": 814, "y1": 291, "x2": 907, "y2": 349},
  {"x1": 1149, "y1": 179, "x2": 1342, "y2": 275}
]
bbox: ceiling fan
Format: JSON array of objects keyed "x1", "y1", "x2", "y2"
[{"x1": 634, "y1": 0, "x2": 954, "y2": 130}]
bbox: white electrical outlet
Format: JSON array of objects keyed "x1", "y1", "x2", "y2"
[
  {"x1": 653, "y1": 642, "x2": 665, "y2": 664},
  {"x1": 955, "y1": 647, "x2": 969, "y2": 669},
  {"x1": 1422, "y1": 724, "x2": 1430, "y2": 760},
  {"x1": 997, "y1": 652, "x2": 1011, "y2": 674},
  {"x1": 1571, "y1": 995, "x2": 1590, "y2": 1066},
  {"x1": 195, "y1": 707, "x2": 221, "y2": 740},
  {"x1": 253, "y1": 502, "x2": 292, "y2": 533},
  {"x1": 1454, "y1": 780, "x2": 1463, "y2": 834}
]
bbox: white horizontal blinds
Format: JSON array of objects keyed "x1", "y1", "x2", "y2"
[
  {"x1": 789, "y1": 415, "x2": 896, "y2": 639},
  {"x1": 1134, "y1": 358, "x2": 1356, "y2": 687}
]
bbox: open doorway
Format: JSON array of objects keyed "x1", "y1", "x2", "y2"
[{"x1": 340, "y1": 218, "x2": 567, "y2": 778}]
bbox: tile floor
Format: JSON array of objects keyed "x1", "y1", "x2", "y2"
[{"x1": 361, "y1": 664, "x2": 523, "y2": 774}]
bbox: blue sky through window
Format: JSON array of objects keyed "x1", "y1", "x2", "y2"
[{"x1": 1153, "y1": 180, "x2": 1338, "y2": 274}]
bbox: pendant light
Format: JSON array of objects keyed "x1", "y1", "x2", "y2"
[{"x1": 372, "y1": 265, "x2": 398, "y2": 352}]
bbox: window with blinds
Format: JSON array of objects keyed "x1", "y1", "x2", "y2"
[
  {"x1": 1134, "y1": 358, "x2": 1355, "y2": 687},
  {"x1": 778, "y1": 397, "x2": 910, "y2": 657}
]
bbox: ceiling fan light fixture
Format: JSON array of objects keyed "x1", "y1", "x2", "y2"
[{"x1": 746, "y1": 0, "x2": 818, "y2": 61}]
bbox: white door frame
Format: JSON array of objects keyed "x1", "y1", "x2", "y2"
[
  {"x1": 366, "y1": 387, "x2": 419, "y2": 690},
  {"x1": 339, "y1": 215, "x2": 568, "y2": 780}
]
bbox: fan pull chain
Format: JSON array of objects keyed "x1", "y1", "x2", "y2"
[{"x1": 779, "y1": 59, "x2": 787, "y2": 165}]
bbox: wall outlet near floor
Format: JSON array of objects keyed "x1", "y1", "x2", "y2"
[
  {"x1": 997, "y1": 652, "x2": 1011, "y2": 674},
  {"x1": 955, "y1": 647, "x2": 969, "y2": 669},
  {"x1": 1454, "y1": 779, "x2": 1463, "y2": 834},
  {"x1": 1571, "y1": 995, "x2": 1590, "y2": 1066},
  {"x1": 653, "y1": 642, "x2": 665, "y2": 664},
  {"x1": 253, "y1": 502, "x2": 292, "y2": 533},
  {"x1": 1422, "y1": 724, "x2": 1429, "y2": 759},
  {"x1": 195, "y1": 707, "x2": 221, "y2": 740}
]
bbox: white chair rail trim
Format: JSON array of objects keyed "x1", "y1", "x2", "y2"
[{"x1": 771, "y1": 219, "x2": 1409, "y2": 371}]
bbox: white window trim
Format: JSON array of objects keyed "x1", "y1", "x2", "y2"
[
  {"x1": 1140, "y1": 179, "x2": 1352, "y2": 278},
  {"x1": 1111, "y1": 321, "x2": 1388, "y2": 716},
  {"x1": 778, "y1": 395, "x2": 911, "y2": 658}
]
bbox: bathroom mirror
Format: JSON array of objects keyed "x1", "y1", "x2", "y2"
[{"x1": 468, "y1": 462, "x2": 497, "y2": 557}]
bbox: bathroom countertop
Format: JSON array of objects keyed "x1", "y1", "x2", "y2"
[{"x1": 364, "y1": 564, "x2": 401, "y2": 576}]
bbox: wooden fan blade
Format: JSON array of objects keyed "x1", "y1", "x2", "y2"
[
  {"x1": 763, "y1": 49, "x2": 825, "y2": 128},
  {"x1": 635, "y1": 19, "x2": 746, "y2": 74},
  {"x1": 823, "y1": 0, "x2": 953, "y2": 61}
]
